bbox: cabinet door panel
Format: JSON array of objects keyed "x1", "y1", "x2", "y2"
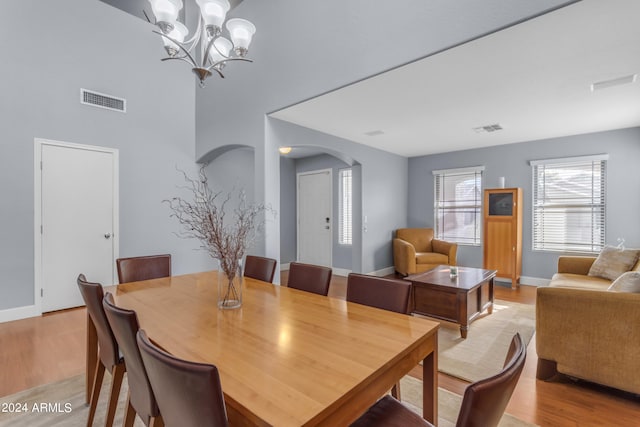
[{"x1": 484, "y1": 220, "x2": 513, "y2": 276}]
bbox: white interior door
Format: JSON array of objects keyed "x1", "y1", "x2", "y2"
[
  {"x1": 297, "y1": 169, "x2": 332, "y2": 267},
  {"x1": 38, "y1": 141, "x2": 118, "y2": 312}
]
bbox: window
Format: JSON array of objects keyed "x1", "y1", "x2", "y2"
[
  {"x1": 339, "y1": 168, "x2": 352, "y2": 245},
  {"x1": 531, "y1": 155, "x2": 607, "y2": 253},
  {"x1": 433, "y1": 166, "x2": 483, "y2": 245}
]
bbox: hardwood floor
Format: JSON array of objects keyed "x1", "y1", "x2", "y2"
[{"x1": 1, "y1": 275, "x2": 638, "y2": 426}]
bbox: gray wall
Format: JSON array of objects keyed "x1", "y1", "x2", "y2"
[
  {"x1": 269, "y1": 119, "x2": 407, "y2": 274},
  {"x1": 407, "y1": 127, "x2": 640, "y2": 280},
  {"x1": 279, "y1": 157, "x2": 297, "y2": 264},
  {"x1": 288, "y1": 154, "x2": 353, "y2": 270},
  {"x1": 195, "y1": 0, "x2": 575, "y2": 272},
  {"x1": 0, "y1": 0, "x2": 211, "y2": 311}
]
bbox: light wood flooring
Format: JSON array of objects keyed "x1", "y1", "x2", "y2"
[{"x1": 1, "y1": 274, "x2": 638, "y2": 426}]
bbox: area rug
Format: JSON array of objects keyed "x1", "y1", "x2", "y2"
[
  {"x1": 0, "y1": 374, "x2": 143, "y2": 427},
  {"x1": 434, "y1": 299, "x2": 536, "y2": 382},
  {"x1": 0, "y1": 374, "x2": 537, "y2": 427},
  {"x1": 401, "y1": 375, "x2": 538, "y2": 427}
]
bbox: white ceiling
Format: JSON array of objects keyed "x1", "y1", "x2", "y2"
[{"x1": 270, "y1": 0, "x2": 640, "y2": 158}]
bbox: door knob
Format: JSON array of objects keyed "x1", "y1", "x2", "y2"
[{"x1": 104, "y1": 233, "x2": 112, "y2": 239}]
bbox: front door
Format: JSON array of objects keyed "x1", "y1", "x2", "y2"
[
  {"x1": 297, "y1": 169, "x2": 332, "y2": 267},
  {"x1": 38, "y1": 140, "x2": 118, "y2": 312}
]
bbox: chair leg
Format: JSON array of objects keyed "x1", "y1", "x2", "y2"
[
  {"x1": 104, "y1": 363, "x2": 125, "y2": 427},
  {"x1": 87, "y1": 360, "x2": 105, "y2": 427},
  {"x1": 149, "y1": 415, "x2": 165, "y2": 427},
  {"x1": 123, "y1": 392, "x2": 136, "y2": 427},
  {"x1": 391, "y1": 381, "x2": 401, "y2": 400}
]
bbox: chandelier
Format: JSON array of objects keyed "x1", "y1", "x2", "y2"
[{"x1": 147, "y1": 0, "x2": 256, "y2": 87}]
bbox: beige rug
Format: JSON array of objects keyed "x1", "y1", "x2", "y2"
[
  {"x1": 401, "y1": 375, "x2": 538, "y2": 427},
  {"x1": 434, "y1": 299, "x2": 535, "y2": 382},
  {"x1": 0, "y1": 374, "x2": 144, "y2": 427},
  {"x1": 0, "y1": 374, "x2": 538, "y2": 426}
]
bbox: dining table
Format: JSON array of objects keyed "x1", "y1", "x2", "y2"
[{"x1": 85, "y1": 271, "x2": 439, "y2": 426}]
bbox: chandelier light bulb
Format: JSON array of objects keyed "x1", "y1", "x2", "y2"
[
  {"x1": 226, "y1": 18, "x2": 256, "y2": 56},
  {"x1": 209, "y1": 37, "x2": 233, "y2": 65},
  {"x1": 162, "y1": 21, "x2": 189, "y2": 56},
  {"x1": 148, "y1": 0, "x2": 183, "y2": 33},
  {"x1": 196, "y1": 0, "x2": 231, "y2": 36}
]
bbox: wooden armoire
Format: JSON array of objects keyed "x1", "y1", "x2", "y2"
[{"x1": 483, "y1": 188, "x2": 523, "y2": 288}]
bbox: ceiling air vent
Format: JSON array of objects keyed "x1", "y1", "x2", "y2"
[
  {"x1": 80, "y1": 88, "x2": 126, "y2": 113},
  {"x1": 364, "y1": 130, "x2": 385, "y2": 136},
  {"x1": 473, "y1": 123, "x2": 503, "y2": 133}
]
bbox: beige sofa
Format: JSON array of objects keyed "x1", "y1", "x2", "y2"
[{"x1": 536, "y1": 256, "x2": 640, "y2": 394}]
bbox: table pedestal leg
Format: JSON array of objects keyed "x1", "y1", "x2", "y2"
[{"x1": 423, "y1": 344, "x2": 438, "y2": 424}]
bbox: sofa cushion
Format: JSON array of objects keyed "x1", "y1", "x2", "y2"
[
  {"x1": 588, "y1": 245, "x2": 640, "y2": 281},
  {"x1": 550, "y1": 273, "x2": 611, "y2": 290},
  {"x1": 415, "y1": 252, "x2": 448, "y2": 265},
  {"x1": 608, "y1": 271, "x2": 640, "y2": 293}
]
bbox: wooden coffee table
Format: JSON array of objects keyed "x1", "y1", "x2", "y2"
[{"x1": 406, "y1": 265, "x2": 497, "y2": 338}]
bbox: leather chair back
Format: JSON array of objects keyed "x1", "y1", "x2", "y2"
[
  {"x1": 455, "y1": 333, "x2": 526, "y2": 427},
  {"x1": 77, "y1": 274, "x2": 120, "y2": 369},
  {"x1": 244, "y1": 255, "x2": 278, "y2": 283},
  {"x1": 346, "y1": 273, "x2": 411, "y2": 314},
  {"x1": 351, "y1": 333, "x2": 526, "y2": 427},
  {"x1": 103, "y1": 293, "x2": 159, "y2": 421},
  {"x1": 287, "y1": 262, "x2": 332, "y2": 296},
  {"x1": 117, "y1": 254, "x2": 171, "y2": 284},
  {"x1": 137, "y1": 330, "x2": 229, "y2": 427},
  {"x1": 396, "y1": 228, "x2": 434, "y2": 252}
]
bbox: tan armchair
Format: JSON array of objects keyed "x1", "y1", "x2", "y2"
[{"x1": 393, "y1": 228, "x2": 458, "y2": 276}]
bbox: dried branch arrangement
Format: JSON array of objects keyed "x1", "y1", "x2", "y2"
[{"x1": 164, "y1": 166, "x2": 272, "y2": 299}]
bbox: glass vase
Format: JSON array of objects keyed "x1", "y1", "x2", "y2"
[{"x1": 217, "y1": 258, "x2": 243, "y2": 309}]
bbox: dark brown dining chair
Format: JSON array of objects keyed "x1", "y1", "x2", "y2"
[
  {"x1": 350, "y1": 333, "x2": 526, "y2": 427},
  {"x1": 116, "y1": 254, "x2": 171, "y2": 284},
  {"x1": 77, "y1": 274, "x2": 125, "y2": 427},
  {"x1": 346, "y1": 273, "x2": 411, "y2": 314},
  {"x1": 287, "y1": 262, "x2": 333, "y2": 296},
  {"x1": 244, "y1": 255, "x2": 278, "y2": 283},
  {"x1": 136, "y1": 330, "x2": 229, "y2": 427},
  {"x1": 347, "y1": 273, "x2": 411, "y2": 399},
  {"x1": 103, "y1": 293, "x2": 163, "y2": 427}
]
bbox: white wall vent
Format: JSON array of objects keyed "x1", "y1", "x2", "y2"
[
  {"x1": 80, "y1": 89, "x2": 126, "y2": 113},
  {"x1": 473, "y1": 123, "x2": 503, "y2": 133}
]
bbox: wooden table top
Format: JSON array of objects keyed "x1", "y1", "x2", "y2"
[
  {"x1": 109, "y1": 271, "x2": 439, "y2": 426},
  {"x1": 406, "y1": 265, "x2": 497, "y2": 290}
]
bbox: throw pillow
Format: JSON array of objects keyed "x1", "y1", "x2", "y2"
[
  {"x1": 588, "y1": 245, "x2": 640, "y2": 281},
  {"x1": 608, "y1": 271, "x2": 640, "y2": 293}
]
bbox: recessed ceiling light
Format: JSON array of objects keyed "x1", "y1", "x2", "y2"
[
  {"x1": 278, "y1": 146, "x2": 292, "y2": 154},
  {"x1": 364, "y1": 130, "x2": 385, "y2": 136},
  {"x1": 591, "y1": 74, "x2": 638, "y2": 92}
]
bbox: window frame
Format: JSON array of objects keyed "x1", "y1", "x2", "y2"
[
  {"x1": 432, "y1": 166, "x2": 484, "y2": 246},
  {"x1": 338, "y1": 168, "x2": 352, "y2": 246},
  {"x1": 530, "y1": 154, "x2": 607, "y2": 254}
]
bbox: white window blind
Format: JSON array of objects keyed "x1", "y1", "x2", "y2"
[
  {"x1": 433, "y1": 167, "x2": 483, "y2": 245},
  {"x1": 531, "y1": 155, "x2": 607, "y2": 253},
  {"x1": 339, "y1": 168, "x2": 352, "y2": 245}
]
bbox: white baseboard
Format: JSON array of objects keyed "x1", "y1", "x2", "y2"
[
  {"x1": 0, "y1": 304, "x2": 40, "y2": 323},
  {"x1": 366, "y1": 266, "x2": 395, "y2": 277},
  {"x1": 332, "y1": 268, "x2": 351, "y2": 277},
  {"x1": 280, "y1": 263, "x2": 352, "y2": 277},
  {"x1": 495, "y1": 276, "x2": 550, "y2": 287},
  {"x1": 521, "y1": 276, "x2": 551, "y2": 286}
]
